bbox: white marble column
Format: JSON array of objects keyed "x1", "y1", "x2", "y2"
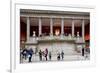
[
  {"x1": 82, "y1": 19, "x2": 85, "y2": 42},
  {"x1": 61, "y1": 18, "x2": 64, "y2": 35},
  {"x1": 39, "y1": 17, "x2": 42, "y2": 36},
  {"x1": 50, "y1": 18, "x2": 53, "y2": 36},
  {"x1": 27, "y1": 17, "x2": 30, "y2": 41},
  {"x1": 72, "y1": 19, "x2": 74, "y2": 37}
]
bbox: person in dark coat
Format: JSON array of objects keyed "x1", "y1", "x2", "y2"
[
  {"x1": 45, "y1": 48, "x2": 48, "y2": 55},
  {"x1": 39, "y1": 50, "x2": 42, "y2": 61},
  {"x1": 82, "y1": 47, "x2": 84, "y2": 56},
  {"x1": 45, "y1": 53, "x2": 47, "y2": 61},
  {"x1": 45, "y1": 48, "x2": 48, "y2": 61},
  {"x1": 61, "y1": 51, "x2": 64, "y2": 60},
  {"x1": 49, "y1": 51, "x2": 52, "y2": 60},
  {"x1": 57, "y1": 52, "x2": 60, "y2": 61},
  {"x1": 28, "y1": 48, "x2": 33, "y2": 62}
]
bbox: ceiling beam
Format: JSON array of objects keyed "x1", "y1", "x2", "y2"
[{"x1": 20, "y1": 14, "x2": 89, "y2": 20}]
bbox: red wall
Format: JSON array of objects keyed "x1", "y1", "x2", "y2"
[
  {"x1": 20, "y1": 22, "x2": 90, "y2": 41},
  {"x1": 20, "y1": 22, "x2": 26, "y2": 41}
]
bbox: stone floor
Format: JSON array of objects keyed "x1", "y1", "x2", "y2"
[{"x1": 20, "y1": 53, "x2": 90, "y2": 63}]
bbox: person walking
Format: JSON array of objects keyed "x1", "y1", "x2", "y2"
[
  {"x1": 49, "y1": 51, "x2": 52, "y2": 60},
  {"x1": 61, "y1": 50, "x2": 64, "y2": 60},
  {"x1": 39, "y1": 50, "x2": 42, "y2": 61},
  {"x1": 28, "y1": 48, "x2": 33, "y2": 62}
]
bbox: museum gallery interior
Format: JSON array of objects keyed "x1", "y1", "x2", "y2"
[{"x1": 20, "y1": 9, "x2": 90, "y2": 57}]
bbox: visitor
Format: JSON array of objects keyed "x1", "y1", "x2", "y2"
[
  {"x1": 45, "y1": 48, "x2": 48, "y2": 55},
  {"x1": 45, "y1": 48, "x2": 48, "y2": 61},
  {"x1": 82, "y1": 47, "x2": 84, "y2": 56},
  {"x1": 28, "y1": 48, "x2": 34, "y2": 62},
  {"x1": 61, "y1": 50, "x2": 64, "y2": 60},
  {"x1": 39, "y1": 50, "x2": 42, "y2": 61},
  {"x1": 57, "y1": 52, "x2": 60, "y2": 61},
  {"x1": 22, "y1": 48, "x2": 28, "y2": 60},
  {"x1": 49, "y1": 51, "x2": 52, "y2": 60}
]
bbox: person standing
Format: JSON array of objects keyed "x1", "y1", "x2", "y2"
[
  {"x1": 49, "y1": 51, "x2": 52, "y2": 60},
  {"x1": 61, "y1": 51, "x2": 64, "y2": 60},
  {"x1": 57, "y1": 52, "x2": 60, "y2": 61},
  {"x1": 45, "y1": 53, "x2": 47, "y2": 61},
  {"x1": 45, "y1": 48, "x2": 48, "y2": 61},
  {"x1": 82, "y1": 47, "x2": 84, "y2": 56},
  {"x1": 45, "y1": 48, "x2": 48, "y2": 55},
  {"x1": 39, "y1": 50, "x2": 42, "y2": 61}
]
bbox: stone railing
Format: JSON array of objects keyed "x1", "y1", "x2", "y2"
[
  {"x1": 26, "y1": 37, "x2": 38, "y2": 44},
  {"x1": 27, "y1": 35, "x2": 84, "y2": 43},
  {"x1": 75, "y1": 37, "x2": 84, "y2": 43},
  {"x1": 37, "y1": 35, "x2": 76, "y2": 42}
]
